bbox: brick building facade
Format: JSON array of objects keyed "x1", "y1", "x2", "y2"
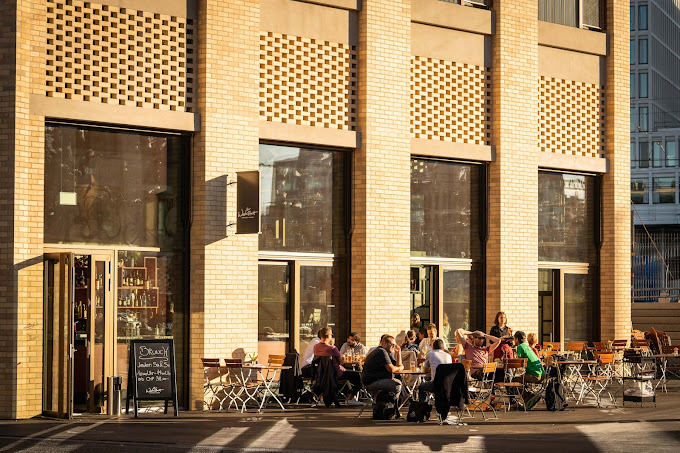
[{"x1": 0, "y1": 0, "x2": 630, "y2": 419}]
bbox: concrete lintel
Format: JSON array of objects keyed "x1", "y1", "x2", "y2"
[
  {"x1": 259, "y1": 120, "x2": 358, "y2": 149},
  {"x1": 99, "y1": 0, "x2": 192, "y2": 18},
  {"x1": 538, "y1": 151, "x2": 608, "y2": 174},
  {"x1": 538, "y1": 21, "x2": 607, "y2": 56},
  {"x1": 30, "y1": 95, "x2": 199, "y2": 132},
  {"x1": 411, "y1": 138, "x2": 494, "y2": 162},
  {"x1": 292, "y1": 0, "x2": 360, "y2": 10},
  {"x1": 412, "y1": 0, "x2": 493, "y2": 36}
]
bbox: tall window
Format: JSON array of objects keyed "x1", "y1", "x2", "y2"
[
  {"x1": 639, "y1": 142, "x2": 650, "y2": 168},
  {"x1": 258, "y1": 144, "x2": 347, "y2": 360},
  {"x1": 639, "y1": 106, "x2": 649, "y2": 132},
  {"x1": 411, "y1": 158, "x2": 484, "y2": 345},
  {"x1": 630, "y1": 5, "x2": 635, "y2": 30},
  {"x1": 631, "y1": 142, "x2": 637, "y2": 168},
  {"x1": 631, "y1": 107, "x2": 636, "y2": 132},
  {"x1": 639, "y1": 73, "x2": 649, "y2": 98},
  {"x1": 630, "y1": 73, "x2": 636, "y2": 98},
  {"x1": 639, "y1": 39, "x2": 648, "y2": 64},
  {"x1": 652, "y1": 141, "x2": 663, "y2": 167},
  {"x1": 666, "y1": 140, "x2": 678, "y2": 167},
  {"x1": 631, "y1": 179, "x2": 649, "y2": 204},
  {"x1": 639, "y1": 5, "x2": 648, "y2": 30},
  {"x1": 653, "y1": 177, "x2": 676, "y2": 204}
]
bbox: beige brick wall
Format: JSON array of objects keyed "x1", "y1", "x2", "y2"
[
  {"x1": 487, "y1": 0, "x2": 539, "y2": 334},
  {"x1": 601, "y1": 1, "x2": 631, "y2": 341},
  {"x1": 352, "y1": 0, "x2": 411, "y2": 347},
  {"x1": 0, "y1": 0, "x2": 18, "y2": 421},
  {"x1": 189, "y1": 0, "x2": 260, "y2": 410}
]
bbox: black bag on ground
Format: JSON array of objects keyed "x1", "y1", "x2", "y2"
[
  {"x1": 545, "y1": 380, "x2": 568, "y2": 411},
  {"x1": 406, "y1": 401, "x2": 431, "y2": 423},
  {"x1": 372, "y1": 391, "x2": 398, "y2": 420}
]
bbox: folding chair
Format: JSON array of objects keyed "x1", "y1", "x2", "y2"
[
  {"x1": 223, "y1": 359, "x2": 259, "y2": 412},
  {"x1": 566, "y1": 342, "x2": 586, "y2": 360},
  {"x1": 544, "y1": 342, "x2": 561, "y2": 352},
  {"x1": 201, "y1": 358, "x2": 227, "y2": 410},
  {"x1": 632, "y1": 339, "x2": 652, "y2": 356},
  {"x1": 580, "y1": 353, "x2": 617, "y2": 407},
  {"x1": 468, "y1": 362, "x2": 498, "y2": 420},
  {"x1": 494, "y1": 358, "x2": 527, "y2": 412}
]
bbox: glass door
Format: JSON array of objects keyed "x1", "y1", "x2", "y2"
[
  {"x1": 258, "y1": 262, "x2": 291, "y2": 363},
  {"x1": 410, "y1": 265, "x2": 434, "y2": 330},
  {"x1": 297, "y1": 262, "x2": 334, "y2": 359},
  {"x1": 43, "y1": 252, "x2": 74, "y2": 419}
]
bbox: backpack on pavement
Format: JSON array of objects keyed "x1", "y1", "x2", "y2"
[
  {"x1": 406, "y1": 401, "x2": 431, "y2": 423},
  {"x1": 373, "y1": 391, "x2": 398, "y2": 420},
  {"x1": 545, "y1": 380, "x2": 568, "y2": 411}
]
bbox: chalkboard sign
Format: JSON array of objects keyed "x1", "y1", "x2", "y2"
[{"x1": 125, "y1": 339, "x2": 178, "y2": 417}]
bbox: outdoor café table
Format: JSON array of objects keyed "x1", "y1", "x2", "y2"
[
  {"x1": 242, "y1": 364, "x2": 291, "y2": 413},
  {"x1": 652, "y1": 353, "x2": 678, "y2": 393},
  {"x1": 394, "y1": 369, "x2": 428, "y2": 410},
  {"x1": 556, "y1": 360, "x2": 597, "y2": 403}
]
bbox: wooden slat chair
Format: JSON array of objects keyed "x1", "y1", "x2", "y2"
[
  {"x1": 566, "y1": 341, "x2": 587, "y2": 360},
  {"x1": 544, "y1": 342, "x2": 561, "y2": 352},
  {"x1": 632, "y1": 338, "x2": 652, "y2": 356},
  {"x1": 201, "y1": 358, "x2": 227, "y2": 410},
  {"x1": 593, "y1": 341, "x2": 608, "y2": 351},
  {"x1": 580, "y1": 353, "x2": 617, "y2": 407},
  {"x1": 468, "y1": 362, "x2": 498, "y2": 420},
  {"x1": 611, "y1": 339, "x2": 628, "y2": 350},
  {"x1": 494, "y1": 358, "x2": 528, "y2": 413}
]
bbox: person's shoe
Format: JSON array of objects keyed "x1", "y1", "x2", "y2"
[{"x1": 347, "y1": 398, "x2": 364, "y2": 406}]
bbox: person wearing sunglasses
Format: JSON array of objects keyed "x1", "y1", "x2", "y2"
[{"x1": 362, "y1": 335, "x2": 403, "y2": 396}]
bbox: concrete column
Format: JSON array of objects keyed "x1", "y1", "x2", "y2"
[
  {"x1": 352, "y1": 0, "x2": 412, "y2": 346},
  {"x1": 190, "y1": 0, "x2": 260, "y2": 409},
  {"x1": 601, "y1": 2, "x2": 631, "y2": 341},
  {"x1": 487, "y1": 0, "x2": 539, "y2": 334}
]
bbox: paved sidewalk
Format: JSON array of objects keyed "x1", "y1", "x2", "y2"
[{"x1": 1, "y1": 382, "x2": 679, "y2": 452}]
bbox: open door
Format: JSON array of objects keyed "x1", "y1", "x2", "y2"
[{"x1": 43, "y1": 253, "x2": 75, "y2": 419}]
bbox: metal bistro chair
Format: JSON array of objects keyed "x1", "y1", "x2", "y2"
[
  {"x1": 580, "y1": 353, "x2": 617, "y2": 408},
  {"x1": 468, "y1": 362, "x2": 498, "y2": 420},
  {"x1": 201, "y1": 358, "x2": 227, "y2": 411},
  {"x1": 223, "y1": 358, "x2": 258, "y2": 412},
  {"x1": 494, "y1": 358, "x2": 528, "y2": 413}
]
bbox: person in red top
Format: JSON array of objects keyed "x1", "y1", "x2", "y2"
[
  {"x1": 455, "y1": 329, "x2": 501, "y2": 380},
  {"x1": 313, "y1": 327, "x2": 363, "y2": 406},
  {"x1": 527, "y1": 332, "x2": 540, "y2": 356}
]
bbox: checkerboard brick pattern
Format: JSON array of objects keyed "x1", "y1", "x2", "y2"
[
  {"x1": 538, "y1": 76, "x2": 604, "y2": 157},
  {"x1": 411, "y1": 56, "x2": 491, "y2": 145},
  {"x1": 259, "y1": 31, "x2": 357, "y2": 130},
  {"x1": 46, "y1": 0, "x2": 195, "y2": 112}
]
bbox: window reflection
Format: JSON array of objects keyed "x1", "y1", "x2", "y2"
[
  {"x1": 411, "y1": 159, "x2": 482, "y2": 259},
  {"x1": 299, "y1": 266, "x2": 335, "y2": 359},
  {"x1": 563, "y1": 273, "x2": 592, "y2": 342},
  {"x1": 631, "y1": 179, "x2": 649, "y2": 204},
  {"x1": 538, "y1": 172, "x2": 596, "y2": 263},
  {"x1": 653, "y1": 177, "x2": 676, "y2": 204}
]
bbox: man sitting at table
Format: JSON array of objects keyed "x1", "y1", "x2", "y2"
[
  {"x1": 314, "y1": 327, "x2": 364, "y2": 406},
  {"x1": 417, "y1": 339, "x2": 452, "y2": 402},
  {"x1": 339, "y1": 332, "x2": 368, "y2": 357},
  {"x1": 455, "y1": 329, "x2": 501, "y2": 379},
  {"x1": 362, "y1": 335, "x2": 403, "y2": 397},
  {"x1": 513, "y1": 331, "x2": 545, "y2": 383}
]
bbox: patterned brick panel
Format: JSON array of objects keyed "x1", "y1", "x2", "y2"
[
  {"x1": 538, "y1": 76, "x2": 604, "y2": 158},
  {"x1": 46, "y1": 0, "x2": 195, "y2": 111},
  {"x1": 259, "y1": 32, "x2": 357, "y2": 130},
  {"x1": 411, "y1": 56, "x2": 491, "y2": 146}
]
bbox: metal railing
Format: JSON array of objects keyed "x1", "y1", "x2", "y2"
[
  {"x1": 633, "y1": 230, "x2": 680, "y2": 303},
  {"x1": 538, "y1": 0, "x2": 603, "y2": 30}
]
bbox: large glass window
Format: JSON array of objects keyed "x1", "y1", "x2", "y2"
[
  {"x1": 631, "y1": 142, "x2": 636, "y2": 168},
  {"x1": 258, "y1": 144, "x2": 347, "y2": 359},
  {"x1": 653, "y1": 177, "x2": 676, "y2": 204},
  {"x1": 538, "y1": 172, "x2": 597, "y2": 263},
  {"x1": 631, "y1": 178, "x2": 649, "y2": 204},
  {"x1": 630, "y1": 5, "x2": 635, "y2": 30},
  {"x1": 630, "y1": 40, "x2": 636, "y2": 64},
  {"x1": 631, "y1": 107, "x2": 636, "y2": 132},
  {"x1": 630, "y1": 73, "x2": 635, "y2": 98},
  {"x1": 563, "y1": 273, "x2": 593, "y2": 342},
  {"x1": 411, "y1": 159, "x2": 482, "y2": 260},
  {"x1": 666, "y1": 140, "x2": 677, "y2": 167},
  {"x1": 639, "y1": 106, "x2": 649, "y2": 132}
]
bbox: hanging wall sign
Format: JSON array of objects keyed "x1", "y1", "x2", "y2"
[{"x1": 236, "y1": 171, "x2": 260, "y2": 234}]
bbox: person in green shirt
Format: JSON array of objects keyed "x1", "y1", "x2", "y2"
[{"x1": 513, "y1": 331, "x2": 545, "y2": 383}]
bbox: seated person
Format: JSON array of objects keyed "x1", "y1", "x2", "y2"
[
  {"x1": 401, "y1": 330, "x2": 420, "y2": 353},
  {"x1": 362, "y1": 335, "x2": 403, "y2": 397},
  {"x1": 513, "y1": 331, "x2": 545, "y2": 384},
  {"x1": 417, "y1": 339, "x2": 452, "y2": 402},
  {"x1": 301, "y1": 329, "x2": 323, "y2": 378},
  {"x1": 417, "y1": 328, "x2": 428, "y2": 345},
  {"x1": 527, "y1": 332, "x2": 540, "y2": 356},
  {"x1": 455, "y1": 328, "x2": 501, "y2": 380},
  {"x1": 339, "y1": 332, "x2": 368, "y2": 357},
  {"x1": 314, "y1": 327, "x2": 363, "y2": 406},
  {"x1": 419, "y1": 323, "x2": 448, "y2": 354}
]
